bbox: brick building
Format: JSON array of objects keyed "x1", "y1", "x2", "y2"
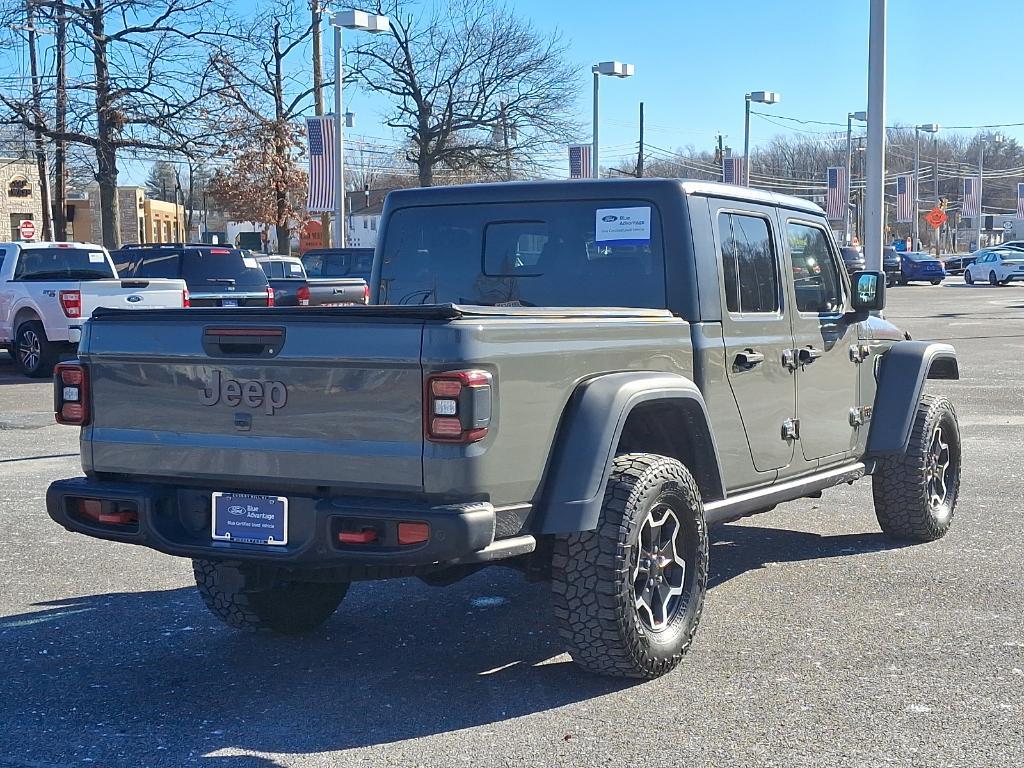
[{"x1": 1, "y1": 158, "x2": 45, "y2": 240}]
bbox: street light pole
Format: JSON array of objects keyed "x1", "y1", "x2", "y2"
[
  {"x1": 331, "y1": 10, "x2": 389, "y2": 248},
  {"x1": 743, "y1": 90, "x2": 780, "y2": 187},
  {"x1": 913, "y1": 126, "x2": 921, "y2": 251},
  {"x1": 591, "y1": 61, "x2": 635, "y2": 179},
  {"x1": 845, "y1": 111, "x2": 866, "y2": 245},
  {"x1": 863, "y1": 0, "x2": 887, "y2": 273},
  {"x1": 974, "y1": 134, "x2": 1003, "y2": 251}
]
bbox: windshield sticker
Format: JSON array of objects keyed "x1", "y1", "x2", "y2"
[
  {"x1": 242, "y1": 257, "x2": 259, "y2": 269},
  {"x1": 595, "y1": 207, "x2": 651, "y2": 245},
  {"x1": 88, "y1": 252, "x2": 106, "y2": 263}
]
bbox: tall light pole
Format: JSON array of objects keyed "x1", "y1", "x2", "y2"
[
  {"x1": 845, "y1": 110, "x2": 867, "y2": 244},
  {"x1": 975, "y1": 133, "x2": 1004, "y2": 250},
  {"x1": 591, "y1": 61, "x2": 635, "y2": 179},
  {"x1": 912, "y1": 123, "x2": 939, "y2": 250},
  {"x1": 743, "y1": 91, "x2": 781, "y2": 187},
  {"x1": 331, "y1": 10, "x2": 389, "y2": 248},
  {"x1": 863, "y1": 0, "x2": 887, "y2": 273}
]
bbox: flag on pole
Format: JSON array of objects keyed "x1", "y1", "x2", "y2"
[
  {"x1": 895, "y1": 174, "x2": 913, "y2": 223},
  {"x1": 1017, "y1": 182, "x2": 1024, "y2": 219},
  {"x1": 962, "y1": 177, "x2": 980, "y2": 219},
  {"x1": 722, "y1": 156, "x2": 743, "y2": 185},
  {"x1": 825, "y1": 166, "x2": 847, "y2": 221},
  {"x1": 305, "y1": 116, "x2": 336, "y2": 213},
  {"x1": 568, "y1": 145, "x2": 591, "y2": 179}
]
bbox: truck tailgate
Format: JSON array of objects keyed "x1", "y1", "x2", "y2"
[
  {"x1": 81, "y1": 310, "x2": 425, "y2": 492},
  {"x1": 81, "y1": 278, "x2": 187, "y2": 314}
]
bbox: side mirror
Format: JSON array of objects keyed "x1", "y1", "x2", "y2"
[{"x1": 850, "y1": 270, "x2": 886, "y2": 314}]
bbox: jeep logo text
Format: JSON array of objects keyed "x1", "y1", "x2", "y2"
[{"x1": 199, "y1": 370, "x2": 287, "y2": 415}]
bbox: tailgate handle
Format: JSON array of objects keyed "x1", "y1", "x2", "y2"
[
  {"x1": 120, "y1": 280, "x2": 151, "y2": 288},
  {"x1": 203, "y1": 327, "x2": 285, "y2": 358}
]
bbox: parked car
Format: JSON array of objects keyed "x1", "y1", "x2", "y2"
[
  {"x1": 898, "y1": 251, "x2": 946, "y2": 285},
  {"x1": 964, "y1": 248, "x2": 1024, "y2": 285},
  {"x1": 300, "y1": 247, "x2": 372, "y2": 305},
  {"x1": 112, "y1": 244, "x2": 274, "y2": 307},
  {"x1": 254, "y1": 255, "x2": 308, "y2": 307},
  {"x1": 839, "y1": 246, "x2": 865, "y2": 274},
  {"x1": 0, "y1": 241, "x2": 186, "y2": 376},
  {"x1": 941, "y1": 252, "x2": 978, "y2": 276},
  {"x1": 882, "y1": 246, "x2": 901, "y2": 287},
  {"x1": 47, "y1": 178, "x2": 961, "y2": 681}
]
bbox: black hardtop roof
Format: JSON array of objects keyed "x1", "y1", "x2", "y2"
[{"x1": 383, "y1": 177, "x2": 822, "y2": 215}]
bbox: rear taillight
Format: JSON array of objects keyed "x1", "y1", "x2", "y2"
[
  {"x1": 362, "y1": 283, "x2": 370, "y2": 304},
  {"x1": 59, "y1": 289, "x2": 81, "y2": 318},
  {"x1": 54, "y1": 362, "x2": 90, "y2": 426},
  {"x1": 424, "y1": 370, "x2": 492, "y2": 443},
  {"x1": 182, "y1": 287, "x2": 191, "y2": 308},
  {"x1": 267, "y1": 286, "x2": 275, "y2": 307},
  {"x1": 296, "y1": 285, "x2": 310, "y2": 306}
]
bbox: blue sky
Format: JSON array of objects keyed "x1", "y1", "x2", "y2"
[{"x1": 340, "y1": 0, "x2": 1024, "y2": 173}]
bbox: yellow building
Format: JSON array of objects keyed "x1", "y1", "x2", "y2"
[{"x1": 66, "y1": 186, "x2": 185, "y2": 246}]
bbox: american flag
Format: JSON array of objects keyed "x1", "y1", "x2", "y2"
[
  {"x1": 305, "y1": 116, "x2": 335, "y2": 212},
  {"x1": 895, "y1": 174, "x2": 913, "y2": 223},
  {"x1": 1017, "y1": 183, "x2": 1024, "y2": 219},
  {"x1": 569, "y1": 145, "x2": 591, "y2": 179},
  {"x1": 722, "y1": 156, "x2": 743, "y2": 185},
  {"x1": 825, "y1": 166, "x2": 847, "y2": 221},
  {"x1": 962, "y1": 177, "x2": 980, "y2": 219}
]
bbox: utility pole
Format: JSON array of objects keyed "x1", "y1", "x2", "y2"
[
  {"x1": 26, "y1": 0, "x2": 54, "y2": 240},
  {"x1": 53, "y1": 0, "x2": 68, "y2": 240},
  {"x1": 500, "y1": 101, "x2": 512, "y2": 181},
  {"x1": 863, "y1": 0, "x2": 887, "y2": 273},
  {"x1": 311, "y1": 0, "x2": 330, "y2": 247},
  {"x1": 636, "y1": 101, "x2": 644, "y2": 178},
  {"x1": 912, "y1": 127, "x2": 921, "y2": 251},
  {"x1": 932, "y1": 134, "x2": 939, "y2": 254}
]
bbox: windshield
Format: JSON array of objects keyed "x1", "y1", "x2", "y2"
[
  {"x1": 302, "y1": 249, "x2": 374, "y2": 279},
  {"x1": 13, "y1": 247, "x2": 115, "y2": 281},
  {"x1": 378, "y1": 200, "x2": 666, "y2": 307}
]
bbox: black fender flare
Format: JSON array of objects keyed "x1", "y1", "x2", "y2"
[
  {"x1": 866, "y1": 341, "x2": 959, "y2": 456},
  {"x1": 533, "y1": 371, "x2": 725, "y2": 534}
]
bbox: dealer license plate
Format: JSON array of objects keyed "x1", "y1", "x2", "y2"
[{"x1": 212, "y1": 492, "x2": 288, "y2": 546}]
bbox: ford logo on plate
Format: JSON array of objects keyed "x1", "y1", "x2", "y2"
[
  {"x1": 227, "y1": 505, "x2": 246, "y2": 516},
  {"x1": 126, "y1": 295, "x2": 143, "y2": 303},
  {"x1": 601, "y1": 215, "x2": 618, "y2": 222}
]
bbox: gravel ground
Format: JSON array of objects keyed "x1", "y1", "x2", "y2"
[{"x1": 0, "y1": 281, "x2": 1021, "y2": 767}]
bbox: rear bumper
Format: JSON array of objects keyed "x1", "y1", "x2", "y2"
[{"x1": 47, "y1": 477, "x2": 500, "y2": 571}]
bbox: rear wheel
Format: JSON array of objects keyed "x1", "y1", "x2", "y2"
[
  {"x1": 989, "y1": 270, "x2": 999, "y2": 286},
  {"x1": 551, "y1": 453, "x2": 708, "y2": 679},
  {"x1": 14, "y1": 320, "x2": 58, "y2": 378},
  {"x1": 930, "y1": 279, "x2": 941, "y2": 285},
  {"x1": 872, "y1": 395, "x2": 960, "y2": 542},
  {"x1": 193, "y1": 559, "x2": 349, "y2": 634}
]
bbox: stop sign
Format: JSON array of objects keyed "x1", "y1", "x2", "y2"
[{"x1": 19, "y1": 219, "x2": 36, "y2": 240}]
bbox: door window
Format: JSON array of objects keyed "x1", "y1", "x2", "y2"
[
  {"x1": 717, "y1": 212, "x2": 779, "y2": 314},
  {"x1": 788, "y1": 222, "x2": 845, "y2": 314}
]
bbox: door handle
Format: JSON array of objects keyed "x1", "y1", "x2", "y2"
[
  {"x1": 798, "y1": 346, "x2": 823, "y2": 364},
  {"x1": 734, "y1": 349, "x2": 765, "y2": 369}
]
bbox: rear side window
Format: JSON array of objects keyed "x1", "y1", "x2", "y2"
[
  {"x1": 13, "y1": 247, "x2": 115, "y2": 281},
  {"x1": 717, "y1": 212, "x2": 779, "y2": 314},
  {"x1": 379, "y1": 200, "x2": 665, "y2": 307},
  {"x1": 788, "y1": 222, "x2": 845, "y2": 314}
]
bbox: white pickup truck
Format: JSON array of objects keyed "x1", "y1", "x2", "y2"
[{"x1": 0, "y1": 241, "x2": 187, "y2": 377}]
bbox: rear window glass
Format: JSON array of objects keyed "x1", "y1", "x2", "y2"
[
  {"x1": 14, "y1": 247, "x2": 115, "y2": 280},
  {"x1": 378, "y1": 201, "x2": 665, "y2": 307},
  {"x1": 134, "y1": 252, "x2": 181, "y2": 279},
  {"x1": 302, "y1": 250, "x2": 373, "y2": 279},
  {"x1": 182, "y1": 249, "x2": 268, "y2": 290}
]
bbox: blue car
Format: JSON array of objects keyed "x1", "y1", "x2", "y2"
[{"x1": 898, "y1": 251, "x2": 946, "y2": 285}]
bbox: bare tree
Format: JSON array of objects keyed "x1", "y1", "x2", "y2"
[
  {"x1": 353, "y1": 0, "x2": 578, "y2": 186},
  {"x1": 0, "y1": 0, "x2": 236, "y2": 248}
]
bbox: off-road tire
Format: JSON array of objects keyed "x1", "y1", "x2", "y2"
[
  {"x1": 551, "y1": 453, "x2": 708, "y2": 679},
  {"x1": 964, "y1": 270, "x2": 974, "y2": 285},
  {"x1": 872, "y1": 394, "x2": 961, "y2": 542},
  {"x1": 193, "y1": 559, "x2": 349, "y2": 634},
  {"x1": 14, "y1": 320, "x2": 59, "y2": 378}
]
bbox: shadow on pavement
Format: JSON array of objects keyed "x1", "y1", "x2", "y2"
[{"x1": 0, "y1": 523, "x2": 908, "y2": 764}]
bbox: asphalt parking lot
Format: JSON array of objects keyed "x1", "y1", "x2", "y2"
[{"x1": 1, "y1": 281, "x2": 1022, "y2": 768}]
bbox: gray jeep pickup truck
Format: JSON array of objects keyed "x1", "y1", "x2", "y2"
[{"x1": 46, "y1": 179, "x2": 961, "y2": 679}]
